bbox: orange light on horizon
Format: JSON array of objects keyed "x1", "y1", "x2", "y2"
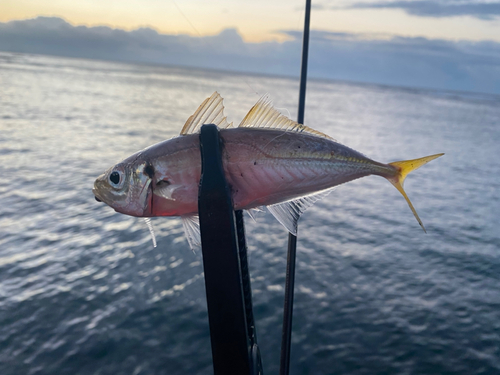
[{"x1": 2, "y1": 0, "x2": 500, "y2": 43}]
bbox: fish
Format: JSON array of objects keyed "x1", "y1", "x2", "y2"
[{"x1": 93, "y1": 92, "x2": 443, "y2": 248}]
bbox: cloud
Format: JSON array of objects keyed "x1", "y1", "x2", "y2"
[
  {"x1": 0, "y1": 17, "x2": 293, "y2": 74},
  {"x1": 347, "y1": 0, "x2": 500, "y2": 20},
  {"x1": 280, "y1": 29, "x2": 500, "y2": 94},
  {"x1": 1, "y1": 17, "x2": 500, "y2": 94}
]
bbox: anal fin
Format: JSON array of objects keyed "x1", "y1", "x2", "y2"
[
  {"x1": 246, "y1": 206, "x2": 265, "y2": 222},
  {"x1": 267, "y1": 188, "x2": 335, "y2": 235},
  {"x1": 181, "y1": 214, "x2": 201, "y2": 251}
]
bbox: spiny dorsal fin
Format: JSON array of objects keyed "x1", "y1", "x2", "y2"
[
  {"x1": 239, "y1": 95, "x2": 335, "y2": 141},
  {"x1": 267, "y1": 188, "x2": 335, "y2": 235},
  {"x1": 180, "y1": 92, "x2": 233, "y2": 135}
]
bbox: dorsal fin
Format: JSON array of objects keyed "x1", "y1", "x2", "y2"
[
  {"x1": 239, "y1": 95, "x2": 335, "y2": 140},
  {"x1": 180, "y1": 92, "x2": 233, "y2": 135}
]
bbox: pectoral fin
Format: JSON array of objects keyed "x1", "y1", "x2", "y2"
[{"x1": 153, "y1": 181, "x2": 180, "y2": 201}]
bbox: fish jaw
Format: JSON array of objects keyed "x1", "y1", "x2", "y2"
[
  {"x1": 92, "y1": 173, "x2": 107, "y2": 203},
  {"x1": 93, "y1": 161, "x2": 153, "y2": 217}
]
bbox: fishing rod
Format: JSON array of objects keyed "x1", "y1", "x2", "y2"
[{"x1": 280, "y1": 0, "x2": 311, "y2": 374}]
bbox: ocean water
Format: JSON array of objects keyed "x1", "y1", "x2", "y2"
[{"x1": 1, "y1": 51, "x2": 499, "y2": 375}]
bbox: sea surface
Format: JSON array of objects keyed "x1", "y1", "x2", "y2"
[{"x1": 1, "y1": 52, "x2": 499, "y2": 375}]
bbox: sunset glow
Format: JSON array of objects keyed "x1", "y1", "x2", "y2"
[{"x1": 2, "y1": 0, "x2": 500, "y2": 42}]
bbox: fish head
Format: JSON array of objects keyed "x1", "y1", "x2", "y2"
[{"x1": 93, "y1": 156, "x2": 152, "y2": 217}]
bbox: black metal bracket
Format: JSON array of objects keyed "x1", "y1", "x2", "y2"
[{"x1": 198, "y1": 124, "x2": 263, "y2": 375}]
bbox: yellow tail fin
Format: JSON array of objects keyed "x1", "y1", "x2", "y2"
[{"x1": 388, "y1": 153, "x2": 444, "y2": 233}]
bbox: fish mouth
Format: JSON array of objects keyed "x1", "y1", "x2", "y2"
[
  {"x1": 93, "y1": 187, "x2": 103, "y2": 203},
  {"x1": 92, "y1": 180, "x2": 104, "y2": 203}
]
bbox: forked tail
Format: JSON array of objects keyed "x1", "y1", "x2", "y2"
[{"x1": 388, "y1": 153, "x2": 444, "y2": 233}]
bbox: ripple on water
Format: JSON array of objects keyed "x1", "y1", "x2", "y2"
[{"x1": 1, "y1": 53, "x2": 500, "y2": 374}]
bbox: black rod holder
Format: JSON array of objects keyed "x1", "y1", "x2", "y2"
[{"x1": 198, "y1": 124, "x2": 262, "y2": 375}]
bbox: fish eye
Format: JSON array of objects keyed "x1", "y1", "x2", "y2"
[{"x1": 109, "y1": 171, "x2": 121, "y2": 186}]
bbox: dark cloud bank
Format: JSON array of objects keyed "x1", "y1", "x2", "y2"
[
  {"x1": 348, "y1": 0, "x2": 500, "y2": 20},
  {"x1": 1, "y1": 17, "x2": 500, "y2": 94}
]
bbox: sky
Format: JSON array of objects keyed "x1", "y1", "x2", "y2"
[
  {"x1": 1, "y1": 0, "x2": 500, "y2": 94},
  {"x1": 2, "y1": 0, "x2": 500, "y2": 42}
]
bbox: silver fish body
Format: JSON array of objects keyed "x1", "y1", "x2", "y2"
[
  {"x1": 93, "y1": 92, "x2": 443, "y2": 245},
  {"x1": 93, "y1": 128, "x2": 393, "y2": 218}
]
